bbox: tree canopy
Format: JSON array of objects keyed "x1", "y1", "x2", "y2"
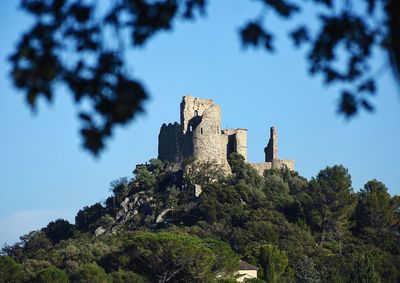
[{"x1": 2, "y1": 158, "x2": 400, "y2": 282}]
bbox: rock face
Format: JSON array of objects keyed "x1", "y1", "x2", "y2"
[
  {"x1": 194, "y1": 184, "x2": 202, "y2": 197},
  {"x1": 156, "y1": 209, "x2": 173, "y2": 223},
  {"x1": 94, "y1": 226, "x2": 106, "y2": 237},
  {"x1": 158, "y1": 95, "x2": 294, "y2": 173}
]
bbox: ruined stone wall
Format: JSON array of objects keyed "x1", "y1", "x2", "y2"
[
  {"x1": 180, "y1": 96, "x2": 215, "y2": 134},
  {"x1": 222, "y1": 130, "x2": 236, "y2": 160},
  {"x1": 265, "y1": 127, "x2": 278, "y2": 162},
  {"x1": 158, "y1": 95, "x2": 295, "y2": 175},
  {"x1": 192, "y1": 104, "x2": 230, "y2": 170},
  {"x1": 177, "y1": 132, "x2": 193, "y2": 161},
  {"x1": 158, "y1": 122, "x2": 180, "y2": 162},
  {"x1": 251, "y1": 162, "x2": 273, "y2": 175},
  {"x1": 235, "y1": 129, "x2": 248, "y2": 161},
  {"x1": 251, "y1": 126, "x2": 295, "y2": 174},
  {"x1": 271, "y1": 160, "x2": 295, "y2": 171},
  {"x1": 222, "y1": 129, "x2": 248, "y2": 161},
  {"x1": 251, "y1": 160, "x2": 295, "y2": 175}
]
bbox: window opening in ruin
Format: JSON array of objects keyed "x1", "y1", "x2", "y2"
[
  {"x1": 190, "y1": 125, "x2": 193, "y2": 132},
  {"x1": 201, "y1": 128, "x2": 203, "y2": 134}
]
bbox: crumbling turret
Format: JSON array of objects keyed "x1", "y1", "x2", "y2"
[
  {"x1": 157, "y1": 95, "x2": 294, "y2": 174},
  {"x1": 265, "y1": 126, "x2": 278, "y2": 162}
]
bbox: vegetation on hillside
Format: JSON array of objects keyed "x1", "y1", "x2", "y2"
[{"x1": 1, "y1": 154, "x2": 399, "y2": 282}]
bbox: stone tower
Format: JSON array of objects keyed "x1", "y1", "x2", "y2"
[
  {"x1": 252, "y1": 126, "x2": 294, "y2": 174},
  {"x1": 157, "y1": 95, "x2": 294, "y2": 174},
  {"x1": 265, "y1": 126, "x2": 278, "y2": 162},
  {"x1": 158, "y1": 96, "x2": 247, "y2": 171}
]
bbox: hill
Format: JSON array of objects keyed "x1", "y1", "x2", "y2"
[{"x1": 1, "y1": 154, "x2": 399, "y2": 282}]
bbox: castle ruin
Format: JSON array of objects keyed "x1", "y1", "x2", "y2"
[{"x1": 158, "y1": 96, "x2": 294, "y2": 173}]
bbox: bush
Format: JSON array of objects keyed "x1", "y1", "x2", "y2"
[
  {"x1": 74, "y1": 263, "x2": 109, "y2": 283},
  {"x1": 34, "y1": 266, "x2": 68, "y2": 283},
  {"x1": 127, "y1": 232, "x2": 216, "y2": 282},
  {"x1": 0, "y1": 256, "x2": 24, "y2": 283},
  {"x1": 109, "y1": 270, "x2": 148, "y2": 283},
  {"x1": 43, "y1": 219, "x2": 74, "y2": 244},
  {"x1": 294, "y1": 256, "x2": 320, "y2": 283},
  {"x1": 244, "y1": 279, "x2": 267, "y2": 283},
  {"x1": 245, "y1": 244, "x2": 290, "y2": 283}
]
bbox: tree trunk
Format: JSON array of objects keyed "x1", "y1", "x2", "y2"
[{"x1": 317, "y1": 213, "x2": 328, "y2": 247}]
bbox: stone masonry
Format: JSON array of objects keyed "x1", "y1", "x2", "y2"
[
  {"x1": 265, "y1": 127, "x2": 278, "y2": 162},
  {"x1": 158, "y1": 96, "x2": 294, "y2": 173}
]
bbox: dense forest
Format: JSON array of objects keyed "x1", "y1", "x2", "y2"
[{"x1": 1, "y1": 154, "x2": 399, "y2": 282}]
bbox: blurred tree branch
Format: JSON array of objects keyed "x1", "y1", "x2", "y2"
[{"x1": 10, "y1": 0, "x2": 399, "y2": 155}]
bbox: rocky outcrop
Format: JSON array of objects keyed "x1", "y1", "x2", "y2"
[{"x1": 156, "y1": 209, "x2": 173, "y2": 223}]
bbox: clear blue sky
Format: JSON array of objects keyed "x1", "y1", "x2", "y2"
[{"x1": 1, "y1": 1, "x2": 399, "y2": 245}]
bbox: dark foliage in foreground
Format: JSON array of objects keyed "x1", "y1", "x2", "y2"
[{"x1": 10, "y1": 0, "x2": 399, "y2": 155}]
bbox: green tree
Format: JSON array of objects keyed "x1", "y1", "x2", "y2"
[
  {"x1": 244, "y1": 279, "x2": 266, "y2": 283},
  {"x1": 294, "y1": 256, "x2": 320, "y2": 283},
  {"x1": 133, "y1": 164, "x2": 157, "y2": 191},
  {"x1": 53, "y1": 235, "x2": 112, "y2": 269},
  {"x1": 228, "y1": 153, "x2": 263, "y2": 189},
  {"x1": 264, "y1": 170, "x2": 293, "y2": 211},
  {"x1": 307, "y1": 165, "x2": 355, "y2": 249},
  {"x1": 353, "y1": 180, "x2": 400, "y2": 237},
  {"x1": 109, "y1": 270, "x2": 148, "y2": 283},
  {"x1": 348, "y1": 251, "x2": 381, "y2": 283},
  {"x1": 198, "y1": 183, "x2": 248, "y2": 226},
  {"x1": 74, "y1": 263, "x2": 109, "y2": 283},
  {"x1": 43, "y1": 219, "x2": 74, "y2": 244},
  {"x1": 109, "y1": 178, "x2": 130, "y2": 206},
  {"x1": 75, "y1": 203, "x2": 106, "y2": 232},
  {"x1": 345, "y1": 246, "x2": 400, "y2": 283},
  {"x1": 126, "y1": 232, "x2": 216, "y2": 282},
  {"x1": 34, "y1": 266, "x2": 68, "y2": 283},
  {"x1": 245, "y1": 244, "x2": 290, "y2": 283},
  {"x1": 166, "y1": 185, "x2": 179, "y2": 209},
  {"x1": 203, "y1": 238, "x2": 240, "y2": 277},
  {"x1": 0, "y1": 256, "x2": 24, "y2": 283},
  {"x1": 183, "y1": 159, "x2": 226, "y2": 189},
  {"x1": 5, "y1": 231, "x2": 53, "y2": 262},
  {"x1": 215, "y1": 279, "x2": 237, "y2": 283},
  {"x1": 262, "y1": 168, "x2": 309, "y2": 223}
]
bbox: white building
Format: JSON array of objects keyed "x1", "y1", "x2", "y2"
[{"x1": 236, "y1": 260, "x2": 258, "y2": 282}]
